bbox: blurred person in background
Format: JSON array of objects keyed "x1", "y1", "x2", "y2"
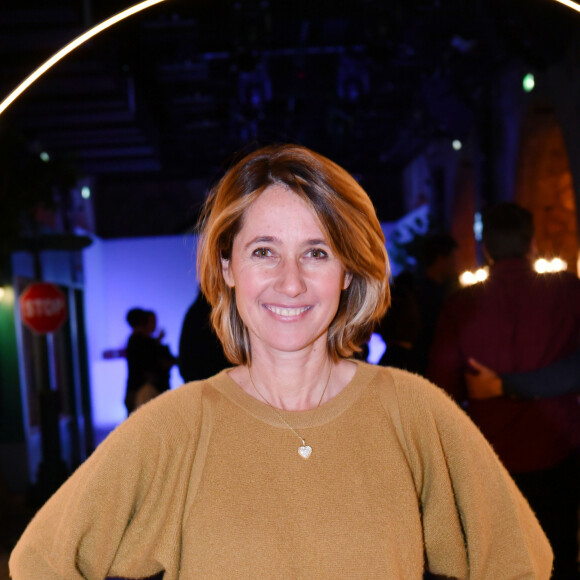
[
  {"x1": 377, "y1": 270, "x2": 421, "y2": 371},
  {"x1": 124, "y1": 308, "x2": 176, "y2": 414},
  {"x1": 428, "y1": 202, "x2": 580, "y2": 580},
  {"x1": 178, "y1": 289, "x2": 229, "y2": 382},
  {"x1": 413, "y1": 233, "x2": 458, "y2": 375}
]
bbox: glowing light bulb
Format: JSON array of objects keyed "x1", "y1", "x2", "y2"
[
  {"x1": 533, "y1": 257, "x2": 566, "y2": 273},
  {"x1": 81, "y1": 186, "x2": 91, "y2": 200},
  {"x1": 534, "y1": 258, "x2": 549, "y2": 273},
  {"x1": 522, "y1": 73, "x2": 535, "y2": 93},
  {"x1": 460, "y1": 271, "x2": 476, "y2": 287},
  {"x1": 475, "y1": 267, "x2": 489, "y2": 282},
  {"x1": 459, "y1": 266, "x2": 489, "y2": 287},
  {"x1": 452, "y1": 139, "x2": 462, "y2": 151}
]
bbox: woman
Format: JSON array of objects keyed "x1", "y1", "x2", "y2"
[{"x1": 10, "y1": 144, "x2": 551, "y2": 579}]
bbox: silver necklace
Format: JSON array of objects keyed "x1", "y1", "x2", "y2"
[{"x1": 248, "y1": 364, "x2": 332, "y2": 459}]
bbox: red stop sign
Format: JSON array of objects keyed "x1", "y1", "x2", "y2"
[{"x1": 20, "y1": 283, "x2": 67, "y2": 334}]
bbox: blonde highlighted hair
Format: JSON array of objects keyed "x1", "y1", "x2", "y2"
[{"x1": 196, "y1": 144, "x2": 390, "y2": 364}]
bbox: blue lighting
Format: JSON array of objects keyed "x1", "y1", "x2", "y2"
[
  {"x1": 474, "y1": 212, "x2": 483, "y2": 241},
  {"x1": 367, "y1": 333, "x2": 387, "y2": 364}
]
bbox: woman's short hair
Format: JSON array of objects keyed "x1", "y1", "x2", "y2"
[{"x1": 196, "y1": 143, "x2": 390, "y2": 364}]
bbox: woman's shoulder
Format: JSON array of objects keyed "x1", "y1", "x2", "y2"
[
  {"x1": 358, "y1": 362, "x2": 459, "y2": 415},
  {"x1": 113, "y1": 371, "x2": 229, "y2": 443},
  {"x1": 357, "y1": 362, "x2": 434, "y2": 391},
  {"x1": 378, "y1": 365, "x2": 438, "y2": 391},
  {"x1": 363, "y1": 364, "x2": 480, "y2": 452}
]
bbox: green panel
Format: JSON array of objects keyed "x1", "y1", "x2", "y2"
[{"x1": 0, "y1": 285, "x2": 25, "y2": 443}]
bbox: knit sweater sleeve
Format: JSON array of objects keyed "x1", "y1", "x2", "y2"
[
  {"x1": 9, "y1": 384, "x2": 206, "y2": 580},
  {"x1": 384, "y1": 368, "x2": 553, "y2": 579}
]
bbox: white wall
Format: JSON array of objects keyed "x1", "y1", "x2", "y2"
[{"x1": 83, "y1": 234, "x2": 199, "y2": 429}]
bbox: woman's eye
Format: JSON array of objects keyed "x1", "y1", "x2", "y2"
[
  {"x1": 253, "y1": 248, "x2": 272, "y2": 257},
  {"x1": 308, "y1": 248, "x2": 328, "y2": 259}
]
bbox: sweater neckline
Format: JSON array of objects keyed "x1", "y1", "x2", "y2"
[{"x1": 208, "y1": 360, "x2": 378, "y2": 429}]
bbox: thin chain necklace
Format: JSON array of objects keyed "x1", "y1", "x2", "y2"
[{"x1": 248, "y1": 364, "x2": 332, "y2": 459}]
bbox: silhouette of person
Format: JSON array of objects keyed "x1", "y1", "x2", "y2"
[
  {"x1": 377, "y1": 271, "x2": 421, "y2": 371},
  {"x1": 124, "y1": 308, "x2": 176, "y2": 414},
  {"x1": 413, "y1": 233, "x2": 458, "y2": 375},
  {"x1": 178, "y1": 290, "x2": 229, "y2": 382}
]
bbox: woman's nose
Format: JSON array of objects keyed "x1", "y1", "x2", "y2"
[{"x1": 274, "y1": 258, "x2": 307, "y2": 296}]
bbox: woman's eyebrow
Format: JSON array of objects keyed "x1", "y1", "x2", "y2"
[
  {"x1": 244, "y1": 235, "x2": 279, "y2": 250},
  {"x1": 243, "y1": 236, "x2": 329, "y2": 250}
]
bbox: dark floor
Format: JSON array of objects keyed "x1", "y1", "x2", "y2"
[{"x1": 0, "y1": 487, "x2": 36, "y2": 580}]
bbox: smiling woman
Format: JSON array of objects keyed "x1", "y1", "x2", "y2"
[
  {"x1": 197, "y1": 144, "x2": 389, "y2": 368},
  {"x1": 10, "y1": 144, "x2": 553, "y2": 579}
]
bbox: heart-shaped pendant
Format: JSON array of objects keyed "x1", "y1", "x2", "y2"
[{"x1": 298, "y1": 445, "x2": 312, "y2": 459}]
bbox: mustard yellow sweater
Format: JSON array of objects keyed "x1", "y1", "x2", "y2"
[{"x1": 10, "y1": 363, "x2": 552, "y2": 579}]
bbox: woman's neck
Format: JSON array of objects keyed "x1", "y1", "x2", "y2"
[{"x1": 230, "y1": 348, "x2": 356, "y2": 411}]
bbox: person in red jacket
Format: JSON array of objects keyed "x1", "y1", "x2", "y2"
[{"x1": 428, "y1": 202, "x2": 580, "y2": 580}]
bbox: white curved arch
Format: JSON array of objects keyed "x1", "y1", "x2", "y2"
[
  {"x1": 0, "y1": 0, "x2": 169, "y2": 116},
  {"x1": 2, "y1": 0, "x2": 576, "y2": 117},
  {"x1": 552, "y1": 0, "x2": 580, "y2": 13}
]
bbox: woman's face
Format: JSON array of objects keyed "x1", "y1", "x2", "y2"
[{"x1": 221, "y1": 184, "x2": 351, "y2": 359}]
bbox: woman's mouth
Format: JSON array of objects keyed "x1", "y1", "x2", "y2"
[{"x1": 265, "y1": 305, "x2": 311, "y2": 317}]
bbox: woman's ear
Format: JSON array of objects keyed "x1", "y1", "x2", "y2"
[
  {"x1": 221, "y1": 258, "x2": 235, "y2": 288},
  {"x1": 343, "y1": 271, "x2": 353, "y2": 290}
]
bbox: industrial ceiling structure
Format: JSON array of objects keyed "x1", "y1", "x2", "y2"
[{"x1": 0, "y1": 0, "x2": 575, "y2": 237}]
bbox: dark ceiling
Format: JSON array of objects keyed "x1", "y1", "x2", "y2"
[{"x1": 0, "y1": 0, "x2": 575, "y2": 237}]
